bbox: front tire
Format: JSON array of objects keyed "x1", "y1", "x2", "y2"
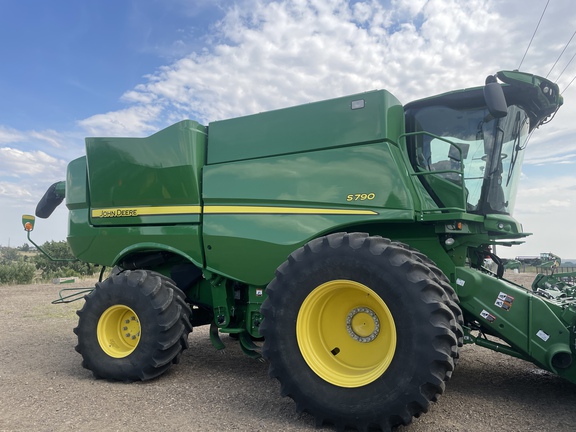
[
  {"x1": 74, "y1": 270, "x2": 192, "y2": 381},
  {"x1": 261, "y1": 233, "x2": 459, "y2": 431},
  {"x1": 392, "y1": 241, "x2": 464, "y2": 370}
]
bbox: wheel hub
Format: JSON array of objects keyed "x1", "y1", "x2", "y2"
[
  {"x1": 97, "y1": 305, "x2": 141, "y2": 358},
  {"x1": 296, "y1": 279, "x2": 397, "y2": 388},
  {"x1": 346, "y1": 307, "x2": 380, "y2": 342}
]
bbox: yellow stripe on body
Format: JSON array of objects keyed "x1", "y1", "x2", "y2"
[
  {"x1": 91, "y1": 205, "x2": 378, "y2": 218},
  {"x1": 203, "y1": 206, "x2": 378, "y2": 215}
]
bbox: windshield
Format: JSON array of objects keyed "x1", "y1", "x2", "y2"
[{"x1": 406, "y1": 104, "x2": 530, "y2": 215}]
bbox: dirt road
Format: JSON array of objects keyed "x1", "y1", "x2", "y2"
[{"x1": 1, "y1": 273, "x2": 575, "y2": 431}]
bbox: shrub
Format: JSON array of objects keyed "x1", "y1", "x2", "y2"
[{"x1": 0, "y1": 261, "x2": 35, "y2": 284}]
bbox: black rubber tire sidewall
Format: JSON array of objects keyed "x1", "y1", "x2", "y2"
[
  {"x1": 261, "y1": 233, "x2": 457, "y2": 430},
  {"x1": 75, "y1": 270, "x2": 191, "y2": 381}
]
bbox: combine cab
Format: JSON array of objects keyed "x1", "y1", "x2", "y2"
[{"x1": 25, "y1": 70, "x2": 574, "y2": 431}]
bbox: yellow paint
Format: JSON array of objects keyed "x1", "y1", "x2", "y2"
[
  {"x1": 91, "y1": 205, "x2": 378, "y2": 218},
  {"x1": 296, "y1": 280, "x2": 397, "y2": 388},
  {"x1": 97, "y1": 305, "x2": 141, "y2": 358},
  {"x1": 203, "y1": 206, "x2": 378, "y2": 215}
]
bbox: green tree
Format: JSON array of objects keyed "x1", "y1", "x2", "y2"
[
  {"x1": 0, "y1": 247, "x2": 19, "y2": 264},
  {"x1": 34, "y1": 241, "x2": 95, "y2": 280},
  {"x1": 0, "y1": 246, "x2": 36, "y2": 284}
]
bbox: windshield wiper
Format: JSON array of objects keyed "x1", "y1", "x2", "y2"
[{"x1": 506, "y1": 111, "x2": 527, "y2": 187}]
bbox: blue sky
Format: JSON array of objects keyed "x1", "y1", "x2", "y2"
[
  {"x1": 0, "y1": 1, "x2": 224, "y2": 131},
  {"x1": 2, "y1": 0, "x2": 576, "y2": 259}
]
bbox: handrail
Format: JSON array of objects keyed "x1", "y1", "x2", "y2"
[{"x1": 398, "y1": 131, "x2": 468, "y2": 213}]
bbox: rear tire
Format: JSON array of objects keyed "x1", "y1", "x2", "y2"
[
  {"x1": 74, "y1": 269, "x2": 192, "y2": 381},
  {"x1": 261, "y1": 233, "x2": 458, "y2": 431}
]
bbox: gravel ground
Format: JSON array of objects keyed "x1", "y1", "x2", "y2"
[{"x1": 1, "y1": 271, "x2": 575, "y2": 432}]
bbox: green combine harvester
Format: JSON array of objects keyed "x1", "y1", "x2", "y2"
[{"x1": 24, "y1": 70, "x2": 572, "y2": 431}]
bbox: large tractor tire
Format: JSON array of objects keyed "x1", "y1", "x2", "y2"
[
  {"x1": 260, "y1": 233, "x2": 459, "y2": 431},
  {"x1": 392, "y1": 241, "x2": 464, "y2": 370},
  {"x1": 74, "y1": 269, "x2": 192, "y2": 381}
]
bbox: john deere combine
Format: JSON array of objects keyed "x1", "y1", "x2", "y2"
[{"x1": 24, "y1": 70, "x2": 573, "y2": 431}]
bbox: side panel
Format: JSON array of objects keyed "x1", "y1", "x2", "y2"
[
  {"x1": 202, "y1": 143, "x2": 415, "y2": 285},
  {"x1": 68, "y1": 209, "x2": 204, "y2": 267},
  {"x1": 207, "y1": 90, "x2": 404, "y2": 164},
  {"x1": 66, "y1": 121, "x2": 207, "y2": 267},
  {"x1": 66, "y1": 157, "x2": 88, "y2": 211},
  {"x1": 85, "y1": 120, "x2": 206, "y2": 226}
]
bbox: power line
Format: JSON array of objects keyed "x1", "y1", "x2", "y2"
[
  {"x1": 561, "y1": 73, "x2": 576, "y2": 94},
  {"x1": 547, "y1": 29, "x2": 576, "y2": 78},
  {"x1": 555, "y1": 49, "x2": 576, "y2": 82},
  {"x1": 518, "y1": 0, "x2": 550, "y2": 70}
]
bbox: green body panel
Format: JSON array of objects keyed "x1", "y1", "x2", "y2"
[
  {"x1": 66, "y1": 157, "x2": 89, "y2": 211},
  {"x1": 85, "y1": 120, "x2": 206, "y2": 226},
  {"x1": 207, "y1": 90, "x2": 404, "y2": 164},
  {"x1": 68, "y1": 208, "x2": 205, "y2": 268},
  {"x1": 202, "y1": 142, "x2": 416, "y2": 285},
  {"x1": 202, "y1": 212, "x2": 413, "y2": 286},
  {"x1": 204, "y1": 143, "x2": 413, "y2": 209},
  {"x1": 66, "y1": 122, "x2": 206, "y2": 267}
]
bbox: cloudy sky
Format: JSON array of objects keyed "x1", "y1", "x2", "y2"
[{"x1": 2, "y1": 0, "x2": 576, "y2": 260}]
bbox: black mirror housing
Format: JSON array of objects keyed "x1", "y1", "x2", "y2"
[{"x1": 484, "y1": 76, "x2": 508, "y2": 118}]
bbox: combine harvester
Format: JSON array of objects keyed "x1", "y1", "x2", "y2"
[
  {"x1": 23, "y1": 70, "x2": 574, "y2": 431},
  {"x1": 504, "y1": 251, "x2": 561, "y2": 271}
]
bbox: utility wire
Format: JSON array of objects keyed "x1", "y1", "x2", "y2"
[
  {"x1": 561, "y1": 73, "x2": 576, "y2": 94},
  {"x1": 547, "y1": 29, "x2": 576, "y2": 78},
  {"x1": 554, "y1": 49, "x2": 576, "y2": 82},
  {"x1": 518, "y1": 0, "x2": 550, "y2": 70}
]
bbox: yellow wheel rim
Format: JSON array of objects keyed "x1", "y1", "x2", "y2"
[
  {"x1": 296, "y1": 280, "x2": 397, "y2": 388},
  {"x1": 97, "y1": 305, "x2": 141, "y2": 358}
]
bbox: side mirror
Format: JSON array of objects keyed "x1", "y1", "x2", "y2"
[
  {"x1": 22, "y1": 214, "x2": 35, "y2": 232},
  {"x1": 484, "y1": 75, "x2": 508, "y2": 118}
]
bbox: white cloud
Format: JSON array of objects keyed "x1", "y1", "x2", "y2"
[
  {"x1": 78, "y1": 104, "x2": 164, "y2": 136},
  {"x1": 0, "y1": 126, "x2": 67, "y2": 150},
  {"x1": 79, "y1": 0, "x2": 522, "y2": 131},
  {"x1": 0, "y1": 182, "x2": 33, "y2": 199},
  {"x1": 502, "y1": 172, "x2": 576, "y2": 258},
  {"x1": 526, "y1": 154, "x2": 576, "y2": 166},
  {"x1": 0, "y1": 127, "x2": 26, "y2": 144},
  {"x1": 0, "y1": 147, "x2": 66, "y2": 179},
  {"x1": 515, "y1": 175, "x2": 576, "y2": 215},
  {"x1": 28, "y1": 130, "x2": 64, "y2": 149},
  {"x1": 75, "y1": 0, "x2": 576, "y2": 139},
  {"x1": 0, "y1": 147, "x2": 69, "y2": 247}
]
